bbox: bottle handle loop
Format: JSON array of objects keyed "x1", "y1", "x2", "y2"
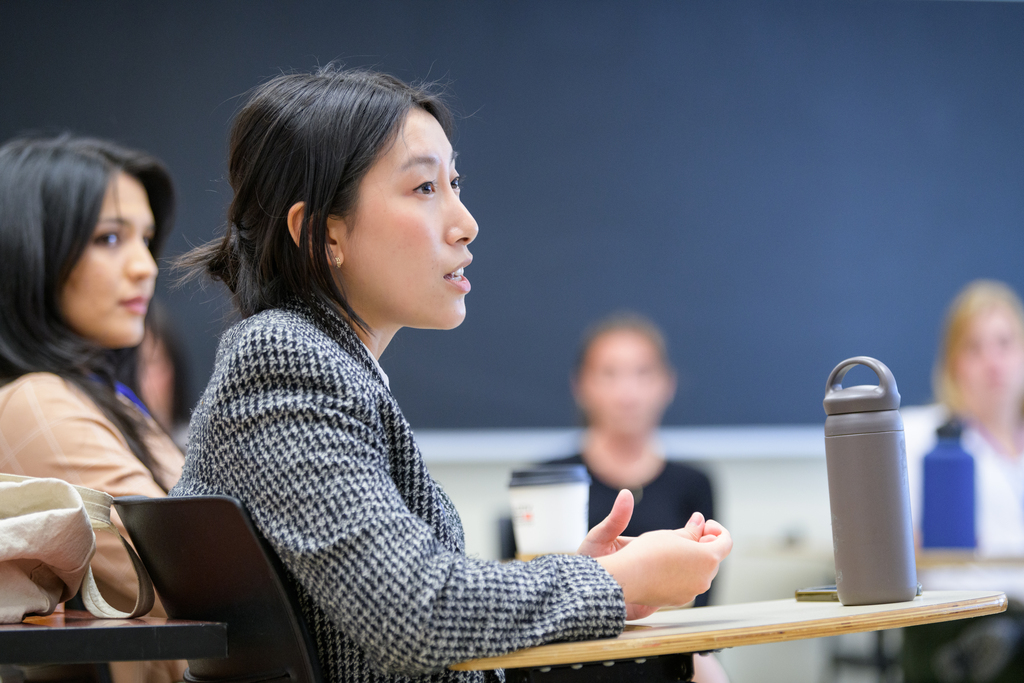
[{"x1": 823, "y1": 356, "x2": 900, "y2": 414}]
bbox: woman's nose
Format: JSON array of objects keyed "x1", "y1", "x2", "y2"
[
  {"x1": 447, "y1": 199, "x2": 479, "y2": 246},
  {"x1": 127, "y1": 238, "x2": 158, "y2": 281}
]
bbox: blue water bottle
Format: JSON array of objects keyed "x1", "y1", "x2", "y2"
[{"x1": 921, "y1": 421, "x2": 976, "y2": 548}]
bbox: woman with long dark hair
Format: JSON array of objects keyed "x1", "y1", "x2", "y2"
[
  {"x1": 175, "y1": 67, "x2": 732, "y2": 683},
  {"x1": 0, "y1": 134, "x2": 186, "y2": 683}
]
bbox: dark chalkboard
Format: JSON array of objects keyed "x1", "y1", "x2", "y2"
[{"x1": 2, "y1": 1, "x2": 1022, "y2": 427}]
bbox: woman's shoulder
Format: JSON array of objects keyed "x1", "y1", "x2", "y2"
[
  {"x1": 209, "y1": 304, "x2": 380, "y2": 396},
  {"x1": 223, "y1": 305, "x2": 329, "y2": 346},
  {"x1": 0, "y1": 372, "x2": 101, "y2": 421},
  {"x1": 218, "y1": 306, "x2": 346, "y2": 364},
  {"x1": 0, "y1": 372, "x2": 139, "y2": 481},
  {"x1": 2, "y1": 371, "x2": 74, "y2": 392}
]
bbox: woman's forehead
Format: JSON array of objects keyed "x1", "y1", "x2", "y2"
[
  {"x1": 387, "y1": 109, "x2": 454, "y2": 168},
  {"x1": 967, "y1": 305, "x2": 1024, "y2": 334},
  {"x1": 586, "y1": 330, "x2": 664, "y2": 364},
  {"x1": 99, "y1": 173, "x2": 153, "y2": 222}
]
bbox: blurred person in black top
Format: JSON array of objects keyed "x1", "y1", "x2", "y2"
[{"x1": 550, "y1": 312, "x2": 715, "y2": 606}]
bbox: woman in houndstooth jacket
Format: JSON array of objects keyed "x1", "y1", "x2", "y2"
[{"x1": 173, "y1": 66, "x2": 732, "y2": 683}]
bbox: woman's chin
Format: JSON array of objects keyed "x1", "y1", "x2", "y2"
[
  {"x1": 407, "y1": 312, "x2": 466, "y2": 331},
  {"x1": 88, "y1": 328, "x2": 146, "y2": 351},
  {"x1": 436, "y1": 316, "x2": 467, "y2": 331},
  {"x1": 429, "y1": 305, "x2": 468, "y2": 330}
]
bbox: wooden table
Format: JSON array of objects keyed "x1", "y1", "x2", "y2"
[
  {"x1": 917, "y1": 550, "x2": 1024, "y2": 569},
  {"x1": 916, "y1": 551, "x2": 1024, "y2": 604},
  {"x1": 0, "y1": 610, "x2": 227, "y2": 665},
  {"x1": 452, "y1": 590, "x2": 1006, "y2": 681}
]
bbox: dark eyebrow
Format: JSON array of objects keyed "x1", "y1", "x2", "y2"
[
  {"x1": 96, "y1": 217, "x2": 130, "y2": 227},
  {"x1": 400, "y1": 150, "x2": 458, "y2": 171},
  {"x1": 95, "y1": 216, "x2": 156, "y2": 233}
]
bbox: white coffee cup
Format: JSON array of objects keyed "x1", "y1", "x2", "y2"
[{"x1": 509, "y1": 465, "x2": 590, "y2": 558}]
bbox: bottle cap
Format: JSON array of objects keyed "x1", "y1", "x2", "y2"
[
  {"x1": 823, "y1": 356, "x2": 901, "y2": 416},
  {"x1": 935, "y1": 419, "x2": 963, "y2": 440}
]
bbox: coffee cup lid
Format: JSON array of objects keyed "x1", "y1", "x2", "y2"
[{"x1": 509, "y1": 464, "x2": 591, "y2": 487}]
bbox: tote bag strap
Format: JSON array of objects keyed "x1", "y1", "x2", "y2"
[
  {"x1": 76, "y1": 484, "x2": 155, "y2": 618},
  {"x1": 0, "y1": 473, "x2": 155, "y2": 618}
]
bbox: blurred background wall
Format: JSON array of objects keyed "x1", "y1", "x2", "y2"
[{"x1": 3, "y1": 0, "x2": 1022, "y2": 429}]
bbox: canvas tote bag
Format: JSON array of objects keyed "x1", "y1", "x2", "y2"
[{"x1": 0, "y1": 473, "x2": 154, "y2": 623}]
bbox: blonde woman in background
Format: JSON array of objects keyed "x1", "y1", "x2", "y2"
[
  {"x1": 901, "y1": 279, "x2": 1024, "y2": 682},
  {"x1": 903, "y1": 279, "x2": 1024, "y2": 558}
]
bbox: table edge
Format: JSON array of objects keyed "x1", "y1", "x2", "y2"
[
  {"x1": 0, "y1": 613, "x2": 228, "y2": 665},
  {"x1": 450, "y1": 591, "x2": 1007, "y2": 671}
]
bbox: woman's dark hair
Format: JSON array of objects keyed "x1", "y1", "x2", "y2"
[
  {"x1": 179, "y1": 65, "x2": 453, "y2": 329},
  {"x1": 0, "y1": 133, "x2": 176, "y2": 479}
]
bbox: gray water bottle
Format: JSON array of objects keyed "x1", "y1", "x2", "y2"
[{"x1": 823, "y1": 356, "x2": 917, "y2": 606}]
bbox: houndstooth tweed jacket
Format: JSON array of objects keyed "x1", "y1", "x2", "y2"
[{"x1": 171, "y1": 300, "x2": 626, "y2": 683}]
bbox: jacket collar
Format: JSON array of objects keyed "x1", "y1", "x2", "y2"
[{"x1": 283, "y1": 297, "x2": 390, "y2": 393}]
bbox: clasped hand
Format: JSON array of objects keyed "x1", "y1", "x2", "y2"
[{"x1": 577, "y1": 489, "x2": 732, "y2": 620}]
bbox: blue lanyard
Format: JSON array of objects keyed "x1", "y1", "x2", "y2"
[
  {"x1": 113, "y1": 381, "x2": 151, "y2": 419},
  {"x1": 90, "y1": 375, "x2": 151, "y2": 419}
]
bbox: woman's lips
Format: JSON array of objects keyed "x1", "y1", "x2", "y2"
[
  {"x1": 121, "y1": 297, "x2": 150, "y2": 315},
  {"x1": 444, "y1": 267, "x2": 471, "y2": 293}
]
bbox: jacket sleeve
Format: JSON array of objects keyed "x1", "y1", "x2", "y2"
[{"x1": 193, "y1": 328, "x2": 626, "y2": 675}]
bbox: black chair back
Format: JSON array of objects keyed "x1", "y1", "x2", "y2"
[{"x1": 114, "y1": 495, "x2": 322, "y2": 683}]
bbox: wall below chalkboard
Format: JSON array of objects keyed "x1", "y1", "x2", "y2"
[{"x1": 414, "y1": 424, "x2": 824, "y2": 463}]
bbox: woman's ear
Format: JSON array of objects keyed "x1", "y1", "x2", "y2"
[
  {"x1": 290, "y1": 203, "x2": 347, "y2": 267},
  {"x1": 286, "y1": 201, "x2": 305, "y2": 248},
  {"x1": 325, "y1": 216, "x2": 348, "y2": 268}
]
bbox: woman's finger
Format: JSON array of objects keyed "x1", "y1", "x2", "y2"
[
  {"x1": 676, "y1": 510, "x2": 705, "y2": 541},
  {"x1": 593, "y1": 489, "x2": 634, "y2": 539},
  {"x1": 702, "y1": 519, "x2": 725, "y2": 536},
  {"x1": 577, "y1": 489, "x2": 634, "y2": 555}
]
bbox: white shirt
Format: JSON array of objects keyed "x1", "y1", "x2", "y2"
[
  {"x1": 903, "y1": 404, "x2": 1024, "y2": 555},
  {"x1": 360, "y1": 341, "x2": 390, "y2": 390},
  {"x1": 903, "y1": 404, "x2": 1024, "y2": 600},
  {"x1": 964, "y1": 426, "x2": 1024, "y2": 555}
]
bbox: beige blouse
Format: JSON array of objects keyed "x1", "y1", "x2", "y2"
[{"x1": 0, "y1": 372, "x2": 187, "y2": 683}]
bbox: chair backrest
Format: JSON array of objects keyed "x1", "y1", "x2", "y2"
[{"x1": 114, "y1": 495, "x2": 322, "y2": 683}]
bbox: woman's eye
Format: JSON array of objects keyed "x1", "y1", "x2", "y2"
[
  {"x1": 451, "y1": 175, "x2": 463, "y2": 191},
  {"x1": 94, "y1": 233, "x2": 119, "y2": 247},
  {"x1": 416, "y1": 181, "x2": 436, "y2": 194}
]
